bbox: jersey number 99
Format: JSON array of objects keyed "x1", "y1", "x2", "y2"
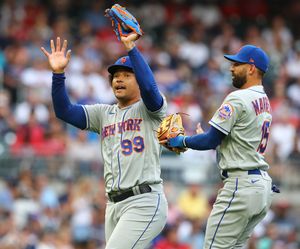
[{"x1": 121, "y1": 136, "x2": 145, "y2": 155}]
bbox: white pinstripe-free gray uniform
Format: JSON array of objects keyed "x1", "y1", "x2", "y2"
[
  {"x1": 83, "y1": 98, "x2": 168, "y2": 249},
  {"x1": 205, "y1": 85, "x2": 273, "y2": 249}
]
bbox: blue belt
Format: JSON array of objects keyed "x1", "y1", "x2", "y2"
[
  {"x1": 221, "y1": 168, "x2": 261, "y2": 179},
  {"x1": 221, "y1": 169, "x2": 280, "y2": 193}
]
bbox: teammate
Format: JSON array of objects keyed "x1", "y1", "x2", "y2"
[
  {"x1": 41, "y1": 34, "x2": 168, "y2": 249},
  {"x1": 166, "y1": 45, "x2": 275, "y2": 248}
]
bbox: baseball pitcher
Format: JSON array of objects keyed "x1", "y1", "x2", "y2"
[
  {"x1": 41, "y1": 29, "x2": 168, "y2": 249},
  {"x1": 167, "y1": 45, "x2": 277, "y2": 248}
]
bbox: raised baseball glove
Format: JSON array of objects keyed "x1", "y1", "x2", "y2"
[
  {"x1": 105, "y1": 4, "x2": 144, "y2": 41},
  {"x1": 157, "y1": 113, "x2": 187, "y2": 154}
]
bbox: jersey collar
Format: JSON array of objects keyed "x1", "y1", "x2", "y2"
[
  {"x1": 247, "y1": 85, "x2": 265, "y2": 94},
  {"x1": 117, "y1": 99, "x2": 141, "y2": 110}
]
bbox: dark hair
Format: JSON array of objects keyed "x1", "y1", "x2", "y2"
[{"x1": 108, "y1": 74, "x2": 113, "y2": 85}]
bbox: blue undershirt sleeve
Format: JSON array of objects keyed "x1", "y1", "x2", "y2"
[
  {"x1": 128, "y1": 47, "x2": 163, "y2": 112},
  {"x1": 52, "y1": 73, "x2": 87, "y2": 130},
  {"x1": 185, "y1": 126, "x2": 226, "y2": 150}
]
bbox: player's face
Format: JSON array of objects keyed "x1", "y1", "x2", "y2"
[
  {"x1": 112, "y1": 70, "x2": 140, "y2": 106},
  {"x1": 230, "y1": 62, "x2": 248, "y2": 89}
]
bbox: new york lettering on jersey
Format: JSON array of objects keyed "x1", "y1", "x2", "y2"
[{"x1": 102, "y1": 118, "x2": 143, "y2": 139}]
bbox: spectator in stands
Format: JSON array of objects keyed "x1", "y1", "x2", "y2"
[
  {"x1": 177, "y1": 183, "x2": 210, "y2": 221},
  {"x1": 0, "y1": 90, "x2": 17, "y2": 152},
  {"x1": 11, "y1": 110, "x2": 46, "y2": 156},
  {"x1": 154, "y1": 224, "x2": 191, "y2": 249}
]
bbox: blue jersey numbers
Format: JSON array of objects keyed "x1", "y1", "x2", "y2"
[
  {"x1": 257, "y1": 120, "x2": 271, "y2": 154},
  {"x1": 121, "y1": 136, "x2": 145, "y2": 155}
]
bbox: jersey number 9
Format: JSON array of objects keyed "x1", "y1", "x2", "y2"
[{"x1": 121, "y1": 136, "x2": 145, "y2": 155}]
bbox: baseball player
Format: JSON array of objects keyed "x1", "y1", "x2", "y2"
[
  {"x1": 167, "y1": 45, "x2": 277, "y2": 248},
  {"x1": 41, "y1": 34, "x2": 168, "y2": 249}
]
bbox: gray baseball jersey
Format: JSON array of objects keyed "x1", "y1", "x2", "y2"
[
  {"x1": 83, "y1": 98, "x2": 167, "y2": 193},
  {"x1": 209, "y1": 85, "x2": 272, "y2": 171},
  {"x1": 204, "y1": 85, "x2": 273, "y2": 248}
]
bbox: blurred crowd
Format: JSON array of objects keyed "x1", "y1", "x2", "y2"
[
  {"x1": 0, "y1": 0, "x2": 300, "y2": 248},
  {"x1": 0, "y1": 172, "x2": 299, "y2": 249}
]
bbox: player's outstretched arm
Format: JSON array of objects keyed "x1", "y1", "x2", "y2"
[
  {"x1": 168, "y1": 126, "x2": 226, "y2": 150},
  {"x1": 121, "y1": 34, "x2": 164, "y2": 112},
  {"x1": 41, "y1": 37, "x2": 86, "y2": 129}
]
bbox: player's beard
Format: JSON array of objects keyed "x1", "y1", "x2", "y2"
[{"x1": 232, "y1": 72, "x2": 247, "y2": 89}]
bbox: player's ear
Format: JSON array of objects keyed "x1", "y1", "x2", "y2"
[{"x1": 248, "y1": 64, "x2": 256, "y2": 75}]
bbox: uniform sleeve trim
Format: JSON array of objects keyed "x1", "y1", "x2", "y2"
[
  {"x1": 82, "y1": 106, "x2": 90, "y2": 129},
  {"x1": 209, "y1": 120, "x2": 229, "y2": 135}
]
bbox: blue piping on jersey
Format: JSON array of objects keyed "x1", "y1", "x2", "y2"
[
  {"x1": 247, "y1": 89, "x2": 265, "y2": 94},
  {"x1": 209, "y1": 178, "x2": 239, "y2": 249},
  {"x1": 110, "y1": 152, "x2": 114, "y2": 192},
  {"x1": 82, "y1": 106, "x2": 90, "y2": 129},
  {"x1": 131, "y1": 193, "x2": 161, "y2": 249},
  {"x1": 117, "y1": 108, "x2": 130, "y2": 191},
  {"x1": 209, "y1": 120, "x2": 229, "y2": 135},
  {"x1": 120, "y1": 108, "x2": 130, "y2": 141},
  {"x1": 117, "y1": 151, "x2": 121, "y2": 191}
]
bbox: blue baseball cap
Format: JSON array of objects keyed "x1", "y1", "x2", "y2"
[
  {"x1": 224, "y1": 45, "x2": 269, "y2": 73},
  {"x1": 107, "y1": 56, "x2": 134, "y2": 75}
]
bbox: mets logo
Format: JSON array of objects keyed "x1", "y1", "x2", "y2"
[
  {"x1": 218, "y1": 103, "x2": 233, "y2": 120},
  {"x1": 121, "y1": 57, "x2": 127, "y2": 64}
]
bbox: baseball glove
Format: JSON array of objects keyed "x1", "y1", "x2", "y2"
[
  {"x1": 157, "y1": 113, "x2": 187, "y2": 154},
  {"x1": 105, "y1": 4, "x2": 143, "y2": 41}
]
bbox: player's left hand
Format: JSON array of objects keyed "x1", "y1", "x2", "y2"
[{"x1": 168, "y1": 135, "x2": 186, "y2": 148}]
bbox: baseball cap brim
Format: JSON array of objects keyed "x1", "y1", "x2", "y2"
[
  {"x1": 107, "y1": 65, "x2": 133, "y2": 75},
  {"x1": 224, "y1": 54, "x2": 248, "y2": 63}
]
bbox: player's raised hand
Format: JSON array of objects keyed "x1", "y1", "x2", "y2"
[
  {"x1": 120, "y1": 33, "x2": 139, "y2": 51},
  {"x1": 41, "y1": 37, "x2": 71, "y2": 73}
]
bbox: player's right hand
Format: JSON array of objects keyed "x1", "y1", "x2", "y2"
[
  {"x1": 41, "y1": 37, "x2": 71, "y2": 73},
  {"x1": 196, "y1": 123, "x2": 204, "y2": 134}
]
